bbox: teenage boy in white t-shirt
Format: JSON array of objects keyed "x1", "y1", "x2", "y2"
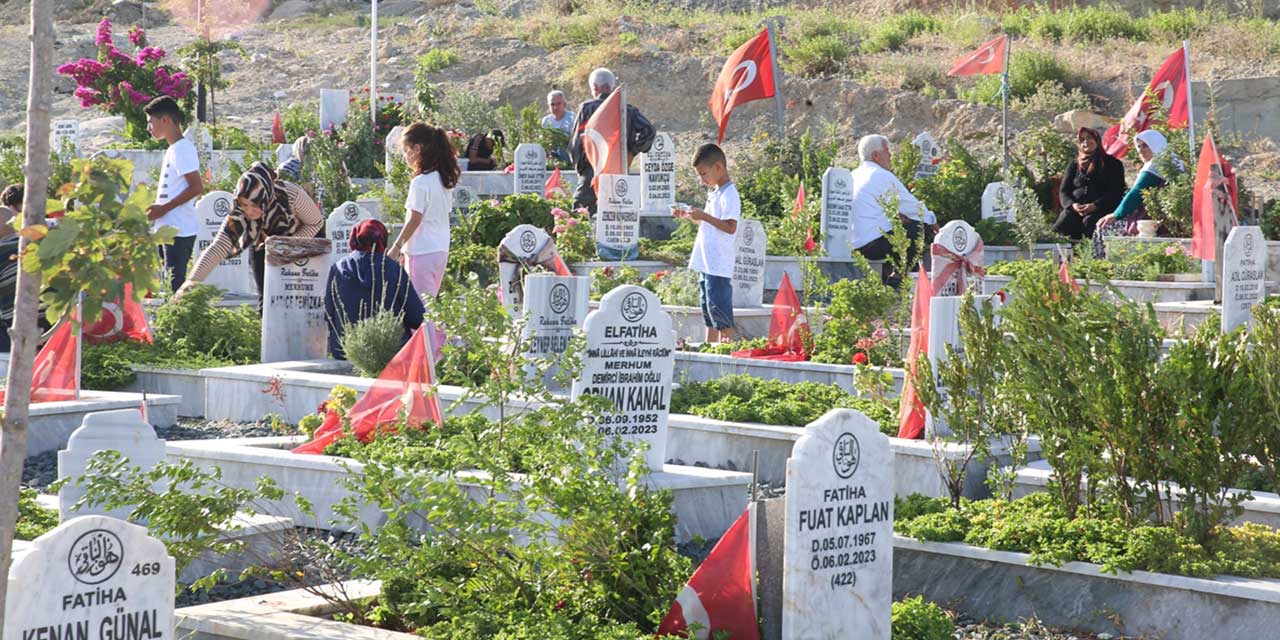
[
  {"x1": 144, "y1": 97, "x2": 203, "y2": 294},
  {"x1": 675, "y1": 143, "x2": 739, "y2": 343}
]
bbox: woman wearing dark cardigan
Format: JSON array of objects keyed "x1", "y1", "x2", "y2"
[
  {"x1": 323, "y1": 219, "x2": 425, "y2": 360},
  {"x1": 1052, "y1": 127, "x2": 1127, "y2": 240}
]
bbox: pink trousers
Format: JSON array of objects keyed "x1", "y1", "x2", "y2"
[{"x1": 405, "y1": 251, "x2": 448, "y2": 360}]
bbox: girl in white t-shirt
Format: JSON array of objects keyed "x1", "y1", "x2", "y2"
[{"x1": 388, "y1": 123, "x2": 459, "y2": 297}]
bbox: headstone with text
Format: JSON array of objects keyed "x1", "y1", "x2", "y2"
[
  {"x1": 319, "y1": 88, "x2": 350, "y2": 133},
  {"x1": 451, "y1": 185, "x2": 477, "y2": 227},
  {"x1": 641, "y1": 132, "x2": 676, "y2": 213},
  {"x1": 571, "y1": 285, "x2": 675, "y2": 471},
  {"x1": 930, "y1": 220, "x2": 983, "y2": 296},
  {"x1": 384, "y1": 124, "x2": 406, "y2": 180},
  {"x1": 733, "y1": 219, "x2": 767, "y2": 307},
  {"x1": 913, "y1": 132, "x2": 942, "y2": 179},
  {"x1": 820, "y1": 167, "x2": 855, "y2": 259},
  {"x1": 51, "y1": 119, "x2": 80, "y2": 158},
  {"x1": 194, "y1": 191, "x2": 257, "y2": 297},
  {"x1": 4, "y1": 516, "x2": 174, "y2": 640},
  {"x1": 498, "y1": 225, "x2": 558, "y2": 316},
  {"x1": 327, "y1": 201, "x2": 375, "y2": 259},
  {"x1": 782, "y1": 409, "x2": 892, "y2": 640},
  {"x1": 521, "y1": 273, "x2": 590, "y2": 387},
  {"x1": 595, "y1": 174, "x2": 641, "y2": 260},
  {"x1": 57, "y1": 410, "x2": 164, "y2": 522},
  {"x1": 513, "y1": 143, "x2": 548, "y2": 195},
  {"x1": 261, "y1": 237, "x2": 333, "y2": 362},
  {"x1": 1221, "y1": 225, "x2": 1268, "y2": 333},
  {"x1": 924, "y1": 294, "x2": 1002, "y2": 438},
  {"x1": 981, "y1": 181, "x2": 1016, "y2": 225}
]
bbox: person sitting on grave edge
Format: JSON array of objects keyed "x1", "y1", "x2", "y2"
[
  {"x1": 1052, "y1": 127, "x2": 1127, "y2": 241},
  {"x1": 174, "y1": 162, "x2": 324, "y2": 306},
  {"x1": 463, "y1": 129, "x2": 505, "y2": 171},
  {"x1": 324, "y1": 219, "x2": 425, "y2": 360},
  {"x1": 1097, "y1": 129, "x2": 1184, "y2": 234},
  {"x1": 674, "y1": 143, "x2": 740, "y2": 344},
  {"x1": 850, "y1": 134, "x2": 936, "y2": 288},
  {"x1": 276, "y1": 135, "x2": 310, "y2": 183},
  {"x1": 569, "y1": 67, "x2": 656, "y2": 213},
  {"x1": 541, "y1": 90, "x2": 575, "y2": 162},
  {"x1": 0, "y1": 183, "x2": 22, "y2": 237}
]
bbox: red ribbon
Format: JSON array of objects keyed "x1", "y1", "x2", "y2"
[{"x1": 930, "y1": 238, "x2": 986, "y2": 293}]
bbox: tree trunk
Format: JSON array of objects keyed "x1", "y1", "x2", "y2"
[{"x1": 0, "y1": 1, "x2": 54, "y2": 632}]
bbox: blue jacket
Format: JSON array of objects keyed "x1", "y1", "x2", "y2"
[{"x1": 324, "y1": 251, "x2": 425, "y2": 360}]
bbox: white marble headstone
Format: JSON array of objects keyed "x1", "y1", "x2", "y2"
[
  {"x1": 782, "y1": 409, "x2": 892, "y2": 640},
  {"x1": 571, "y1": 285, "x2": 675, "y2": 471},
  {"x1": 521, "y1": 273, "x2": 590, "y2": 387},
  {"x1": 981, "y1": 181, "x2": 1017, "y2": 225},
  {"x1": 820, "y1": 167, "x2": 855, "y2": 259},
  {"x1": 5, "y1": 516, "x2": 175, "y2": 640},
  {"x1": 498, "y1": 224, "x2": 555, "y2": 316},
  {"x1": 383, "y1": 124, "x2": 406, "y2": 180},
  {"x1": 261, "y1": 237, "x2": 334, "y2": 362},
  {"x1": 327, "y1": 201, "x2": 375, "y2": 259},
  {"x1": 57, "y1": 409, "x2": 164, "y2": 522},
  {"x1": 319, "y1": 88, "x2": 350, "y2": 133},
  {"x1": 924, "y1": 294, "x2": 1001, "y2": 438},
  {"x1": 451, "y1": 185, "x2": 477, "y2": 227},
  {"x1": 194, "y1": 191, "x2": 257, "y2": 297},
  {"x1": 513, "y1": 143, "x2": 548, "y2": 195},
  {"x1": 51, "y1": 119, "x2": 80, "y2": 158},
  {"x1": 930, "y1": 220, "x2": 983, "y2": 296},
  {"x1": 641, "y1": 132, "x2": 676, "y2": 213},
  {"x1": 595, "y1": 174, "x2": 641, "y2": 255},
  {"x1": 1222, "y1": 225, "x2": 1268, "y2": 333},
  {"x1": 732, "y1": 219, "x2": 767, "y2": 307},
  {"x1": 913, "y1": 132, "x2": 942, "y2": 179}
]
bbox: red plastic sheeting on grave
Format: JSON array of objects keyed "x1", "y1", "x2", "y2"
[
  {"x1": 896, "y1": 266, "x2": 932, "y2": 440},
  {"x1": 731, "y1": 272, "x2": 808, "y2": 362}
]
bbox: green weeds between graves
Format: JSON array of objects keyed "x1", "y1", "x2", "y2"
[{"x1": 671, "y1": 375, "x2": 897, "y2": 436}]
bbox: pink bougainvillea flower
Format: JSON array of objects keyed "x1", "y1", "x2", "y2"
[
  {"x1": 551, "y1": 206, "x2": 568, "y2": 219},
  {"x1": 119, "y1": 81, "x2": 150, "y2": 106},
  {"x1": 74, "y1": 86, "x2": 103, "y2": 108},
  {"x1": 128, "y1": 25, "x2": 146, "y2": 47},
  {"x1": 135, "y1": 46, "x2": 167, "y2": 65},
  {"x1": 564, "y1": 217, "x2": 578, "y2": 227},
  {"x1": 95, "y1": 18, "x2": 113, "y2": 47}
]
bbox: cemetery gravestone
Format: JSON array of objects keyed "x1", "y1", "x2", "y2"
[
  {"x1": 572, "y1": 285, "x2": 675, "y2": 471},
  {"x1": 57, "y1": 410, "x2": 164, "y2": 522},
  {"x1": 1221, "y1": 226, "x2": 1268, "y2": 333},
  {"x1": 327, "y1": 201, "x2": 374, "y2": 259},
  {"x1": 981, "y1": 181, "x2": 1017, "y2": 225},
  {"x1": 820, "y1": 167, "x2": 855, "y2": 259},
  {"x1": 931, "y1": 220, "x2": 984, "y2": 296},
  {"x1": 451, "y1": 184, "x2": 477, "y2": 227},
  {"x1": 513, "y1": 143, "x2": 548, "y2": 195},
  {"x1": 4, "y1": 516, "x2": 174, "y2": 640},
  {"x1": 641, "y1": 132, "x2": 676, "y2": 213},
  {"x1": 522, "y1": 273, "x2": 591, "y2": 387},
  {"x1": 925, "y1": 294, "x2": 1002, "y2": 438},
  {"x1": 913, "y1": 132, "x2": 942, "y2": 179},
  {"x1": 498, "y1": 224, "x2": 559, "y2": 316},
  {"x1": 596, "y1": 174, "x2": 642, "y2": 260},
  {"x1": 319, "y1": 88, "x2": 350, "y2": 133},
  {"x1": 782, "y1": 409, "x2": 893, "y2": 640},
  {"x1": 51, "y1": 119, "x2": 80, "y2": 158},
  {"x1": 261, "y1": 237, "x2": 333, "y2": 362},
  {"x1": 275, "y1": 143, "x2": 293, "y2": 167},
  {"x1": 194, "y1": 191, "x2": 257, "y2": 297},
  {"x1": 733, "y1": 219, "x2": 767, "y2": 307}
]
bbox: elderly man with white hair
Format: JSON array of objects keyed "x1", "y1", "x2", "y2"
[
  {"x1": 850, "y1": 134, "x2": 936, "y2": 288},
  {"x1": 541, "y1": 90, "x2": 575, "y2": 162},
  {"x1": 569, "y1": 67, "x2": 655, "y2": 214}
]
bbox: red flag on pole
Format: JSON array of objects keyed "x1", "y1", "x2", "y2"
[
  {"x1": 581, "y1": 88, "x2": 626, "y2": 179},
  {"x1": 732, "y1": 273, "x2": 808, "y2": 361},
  {"x1": 897, "y1": 267, "x2": 932, "y2": 439},
  {"x1": 710, "y1": 28, "x2": 777, "y2": 143},
  {"x1": 1104, "y1": 46, "x2": 1190, "y2": 157},
  {"x1": 802, "y1": 227, "x2": 816, "y2": 254},
  {"x1": 656, "y1": 507, "x2": 759, "y2": 640},
  {"x1": 1058, "y1": 260, "x2": 1080, "y2": 293},
  {"x1": 544, "y1": 166, "x2": 565, "y2": 199},
  {"x1": 1189, "y1": 132, "x2": 1238, "y2": 261},
  {"x1": 83, "y1": 284, "x2": 153, "y2": 345},
  {"x1": 947, "y1": 34, "x2": 1007, "y2": 77},
  {"x1": 293, "y1": 325, "x2": 443, "y2": 454},
  {"x1": 271, "y1": 111, "x2": 286, "y2": 144},
  {"x1": 791, "y1": 182, "x2": 805, "y2": 219},
  {"x1": 0, "y1": 319, "x2": 80, "y2": 404}
]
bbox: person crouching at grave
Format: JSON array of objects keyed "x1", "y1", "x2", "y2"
[
  {"x1": 174, "y1": 162, "x2": 324, "y2": 306},
  {"x1": 569, "y1": 68, "x2": 656, "y2": 213},
  {"x1": 387, "y1": 123, "x2": 460, "y2": 299},
  {"x1": 674, "y1": 143, "x2": 739, "y2": 343},
  {"x1": 463, "y1": 129, "x2": 505, "y2": 171},
  {"x1": 144, "y1": 97, "x2": 204, "y2": 295},
  {"x1": 276, "y1": 135, "x2": 310, "y2": 182},
  {"x1": 1097, "y1": 129, "x2": 1185, "y2": 235},
  {"x1": 850, "y1": 134, "x2": 936, "y2": 289},
  {"x1": 1052, "y1": 127, "x2": 1127, "y2": 241},
  {"x1": 324, "y1": 219, "x2": 424, "y2": 360}
]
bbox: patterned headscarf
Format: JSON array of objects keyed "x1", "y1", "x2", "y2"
[
  {"x1": 227, "y1": 163, "x2": 300, "y2": 253},
  {"x1": 349, "y1": 219, "x2": 389, "y2": 254}
]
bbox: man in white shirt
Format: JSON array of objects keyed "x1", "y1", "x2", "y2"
[
  {"x1": 144, "y1": 97, "x2": 203, "y2": 294},
  {"x1": 676, "y1": 143, "x2": 739, "y2": 343},
  {"x1": 540, "y1": 90, "x2": 575, "y2": 162},
  {"x1": 849, "y1": 134, "x2": 936, "y2": 288}
]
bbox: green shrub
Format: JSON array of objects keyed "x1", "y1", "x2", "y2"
[
  {"x1": 1142, "y1": 169, "x2": 1194, "y2": 238},
  {"x1": 416, "y1": 49, "x2": 460, "y2": 75},
  {"x1": 1062, "y1": 6, "x2": 1145, "y2": 42},
  {"x1": 341, "y1": 310, "x2": 408, "y2": 377},
  {"x1": 536, "y1": 14, "x2": 607, "y2": 50},
  {"x1": 429, "y1": 89, "x2": 500, "y2": 136},
  {"x1": 735, "y1": 129, "x2": 841, "y2": 222},
  {"x1": 1141, "y1": 8, "x2": 1215, "y2": 41},
  {"x1": 783, "y1": 35, "x2": 849, "y2": 77},
  {"x1": 671, "y1": 375, "x2": 896, "y2": 435},
  {"x1": 152, "y1": 284, "x2": 261, "y2": 363},
  {"x1": 891, "y1": 596, "x2": 955, "y2": 640},
  {"x1": 280, "y1": 100, "x2": 319, "y2": 141},
  {"x1": 1264, "y1": 199, "x2": 1280, "y2": 241},
  {"x1": 911, "y1": 143, "x2": 1003, "y2": 226},
  {"x1": 961, "y1": 51, "x2": 1069, "y2": 104},
  {"x1": 810, "y1": 265, "x2": 900, "y2": 367},
  {"x1": 16, "y1": 488, "x2": 58, "y2": 541},
  {"x1": 860, "y1": 12, "x2": 939, "y2": 54}
]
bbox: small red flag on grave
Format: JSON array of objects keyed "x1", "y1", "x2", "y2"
[
  {"x1": 710, "y1": 28, "x2": 777, "y2": 143},
  {"x1": 271, "y1": 111, "x2": 286, "y2": 144},
  {"x1": 0, "y1": 319, "x2": 80, "y2": 404},
  {"x1": 581, "y1": 87, "x2": 627, "y2": 179},
  {"x1": 1058, "y1": 260, "x2": 1080, "y2": 293},
  {"x1": 802, "y1": 227, "x2": 816, "y2": 254},
  {"x1": 83, "y1": 284, "x2": 153, "y2": 345},
  {"x1": 897, "y1": 267, "x2": 932, "y2": 440},
  {"x1": 1104, "y1": 46, "x2": 1190, "y2": 157},
  {"x1": 732, "y1": 273, "x2": 807, "y2": 361},
  {"x1": 656, "y1": 507, "x2": 759, "y2": 640},
  {"x1": 791, "y1": 182, "x2": 805, "y2": 219},
  {"x1": 948, "y1": 34, "x2": 1007, "y2": 77},
  {"x1": 1189, "y1": 132, "x2": 1238, "y2": 261},
  {"x1": 544, "y1": 166, "x2": 564, "y2": 199},
  {"x1": 293, "y1": 325, "x2": 443, "y2": 454}
]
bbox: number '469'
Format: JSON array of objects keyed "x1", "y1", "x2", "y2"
[{"x1": 132, "y1": 562, "x2": 161, "y2": 576}]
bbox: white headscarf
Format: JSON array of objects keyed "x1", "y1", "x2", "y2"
[{"x1": 1134, "y1": 130, "x2": 1184, "y2": 178}]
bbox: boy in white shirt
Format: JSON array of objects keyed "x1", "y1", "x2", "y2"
[
  {"x1": 675, "y1": 144, "x2": 739, "y2": 343},
  {"x1": 144, "y1": 97, "x2": 203, "y2": 294}
]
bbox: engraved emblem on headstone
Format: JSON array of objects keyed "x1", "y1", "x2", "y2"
[
  {"x1": 344, "y1": 203, "x2": 359, "y2": 222},
  {"x1": 621, "y1": 292, "x2": 648, "y2": 322},
  {"x1": 68, "y1": 529, "x2": 123, "y2": 585},
  {"x1": 833, "y1": 432, "x2": 860, "y2": 479},
  {"x1": 549, "y1": 282, "x2": 571, "y2": 315},
  {"x1": 214, "y1": 197, "x2": 230, "y2": 217},
  {"x1": 615, "y1": 178, "x2": 629, "y2": 198},
  {"x1": 519, "y1": 230, "x2": 538, "y2": 254},
  {"x1": 952, "y1": 226, "x2": 968, "y2": 252}
]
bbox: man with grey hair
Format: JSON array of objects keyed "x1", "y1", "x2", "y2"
[
  {"x1": 541, "y1": 90, "x2": 575, "y2": 162},
  {"x1": 568, "y1": 67, "x2": 656, "y2": 213},
  {"x1": 850, "y1": 134, "x2": 936, "y2": 287}
]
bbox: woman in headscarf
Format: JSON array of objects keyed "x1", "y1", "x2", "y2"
[
  {"x1": 1097, "y1": 129, "x2": 1185, "y2": 232},
  {"x1": 323, "y1": 219, "x2": 424, "y2": 360},
  {"x1": 175, "y1": 162, "x2": 325, "y2": 302},
  {"x1": 1052, "y1": 127, "x2": 1127, "y2": 240}
]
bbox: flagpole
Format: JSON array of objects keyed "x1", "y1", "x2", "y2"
[
  {"x1": 1183, "y1": 40, "x2": 1196, "y2": 162},
  {"x1": 1001, "y1": 33, "x2": 1010, "y2": 178},
  {"x1": 765, "y1": 18, "x2": 786, "y2": 140},
  {"x1": 370, "y1": 0, "x2": 378, "y2": 127},
  {"x1": 619, "y1": 84, "x2": 629, "y2": 174}
]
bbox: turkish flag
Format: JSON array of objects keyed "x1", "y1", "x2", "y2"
[
  {"x1": 732, "y1": 273, "x2": 807, "y2": 361},
  {"x1": 0, "y1": 320, "x2": 80, "y2": 404},
  {"x1": 897, "y1": 267, "x2": 932, "y2": 439},
  {"x1": 83, "y1": 284, "x2": 153, "y2": 345},
  {"x1": 1104, "y1": 47, "x2": 1190, "y2": 157},
  {"x1": 1058, "y1": 260, "x2": 1080, "y2": 293},
  {"x1": 791, "y1": 182, "x2": 805, "y2": 219},
  {"x1": 271, "y1": 111, "x2": 286, "y2": 145},
  {"x1": 293, "y1": 325, "x2": 443, "y2": 454},
  {"x1": 948, "y1": 34, "x2": 1007, "y2": 77},
  {"x1": 582, "y1": 88, "x2": 626, "y2": 179},
  {"x1": 711, "y1": 28, "x2": 776, "y2": 143},
  {"x1": 1189, "y1": 132, "x2": 1238, "y2": 261},
  {"x1": 544, "y1": 166, "x2": 565, "y2": 199},
  {"x1": 657, "y1": 507, "x2": 759, "y2": 640}
]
